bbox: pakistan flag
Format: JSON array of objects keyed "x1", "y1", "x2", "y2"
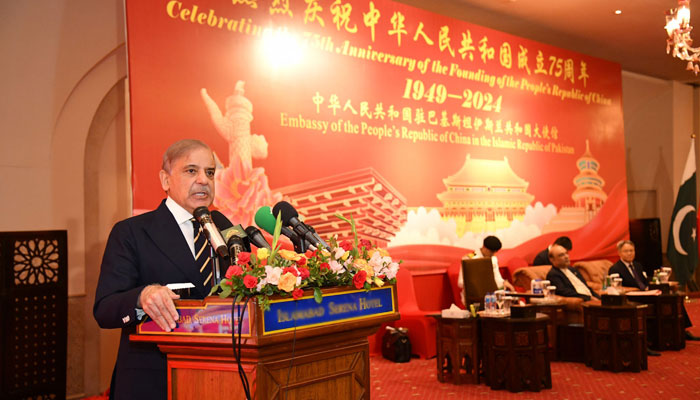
[{"x1": 667, "y1": 141, "x2": 698, "y2": 288}]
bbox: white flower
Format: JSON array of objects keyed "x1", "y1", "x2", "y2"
[
  {"x1": 369, "y1": 252, "x2": 383, "y2": 269},
  {"x1": 265, "y1": 265, "x2": 283, "y2": 285},
  {"x1": 334, "y1": 247, "x2": 346, "y2": 259},
  {"x1": 385, "y1": 262, "x2": 399, "y2": 279},
  {"x1": 256, "y1": 277, "x2": 267, "y2": 292},
  {"x1": 329, "y1": 260, "x2": 345, "y2": 274}
]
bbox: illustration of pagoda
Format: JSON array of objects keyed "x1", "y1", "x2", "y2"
[
  {"x1": 275, "y1": 168, "x2": 408, "y2": 248},
  {"x1": 437, "y1": 155, "x2": 535, "y2": 235},
  {"x1": 542, "y1": 140, "x2": 607, "y2": 233}
]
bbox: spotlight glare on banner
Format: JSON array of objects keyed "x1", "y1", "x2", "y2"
[{"x1": 259, "y1": 27, "x2": 304, "y2": 69}]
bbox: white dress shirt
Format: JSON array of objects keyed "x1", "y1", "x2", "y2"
[{"x1": 165, "y1": 196, "x2": 197, "y2": 257}]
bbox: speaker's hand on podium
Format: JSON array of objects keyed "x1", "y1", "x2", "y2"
[{"x1": 138, "y1": 284, "x2": 180, "y2": 332}]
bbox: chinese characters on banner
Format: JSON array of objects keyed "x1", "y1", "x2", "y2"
[{"x1": 126, "y1": 0, "x2": 627, "y2": 258}]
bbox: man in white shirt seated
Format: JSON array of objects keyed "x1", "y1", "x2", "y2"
[
  {"x1": 545, "y1": 244, "x2": 600, "y2": 301},
  {"x1": 458, "y1": 236, "x2": 515, "y2": 304}
]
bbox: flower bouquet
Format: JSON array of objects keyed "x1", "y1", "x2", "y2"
[{"x1": 210, "y1": 213, "x2": 401, "y2": 311}]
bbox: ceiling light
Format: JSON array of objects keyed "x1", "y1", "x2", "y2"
[
  {"x1": 614, "y1": 10, "x2": 622, "y2": 15},
  {"x1": 665, "y1": 0, "x2": 700, "y2": 74}
]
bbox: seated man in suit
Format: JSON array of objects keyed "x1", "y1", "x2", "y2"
[
  {"x1": 609, "y1": 240, "x2": 699, "y2": 341},
  {"x1": 458, "y1": 236, "x2": 515, "y2": 304},
  {"x1": 533, "y1": 236, "x2": 572, "y2": 266},
  {"x1": 546, "y1": 244, "x2": 600, "y2": 300},
  {"x1": 93, "y1": 139, "x2": 232, "y2": 400},
  {"x1": 609, "y1": 240, "x2": 648, "y2": 290}
]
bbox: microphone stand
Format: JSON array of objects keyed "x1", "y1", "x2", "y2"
[{"x1": 211, "y1": 246, "x2": 222, "y2": 287}]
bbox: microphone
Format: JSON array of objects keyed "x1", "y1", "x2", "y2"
[
  {"x1": 255, "y1": 206, "x2": 307, "y2": 253},
  {"x1": 245, "y1": 226, "x2": 271, "y2": 249},
  {"x1": 272, "y1": 201, "x2": 329, "y2": 249},
  {"x1": 227, "y1": 235, "x2": 246, "y2": 264},
  {"x1": 193, "y1": 207, "x2": 229, "y2": 258},
  {"x1": 221, "y1": 225, "x2": 252, "y2": 252}
]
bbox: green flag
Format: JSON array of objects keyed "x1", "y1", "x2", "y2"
[{"x1": 667, "y1": 141, "x2": 697, "y2": 288}]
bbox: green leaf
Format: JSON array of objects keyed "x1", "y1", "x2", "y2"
[
  {"x1": 219, "y1": 285, "x2": 232, "y2": 298},
  {"x1": 269, "y1": 212, "x2": 283, "y2": 258},
  {"x1": 313, "y1": 287, "x2": 323, "y2": 304},
  {"x1": 209, "y1": 282, "x2": 221, "y2": 296}
]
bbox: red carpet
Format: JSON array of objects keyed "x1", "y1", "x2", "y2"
[{"x1": 370, "y1": 299, "x2": 700, "y2": 399}]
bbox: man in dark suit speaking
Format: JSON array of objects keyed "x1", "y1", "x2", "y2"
[{"x1": 93, "y1": 139, "x2": 230, "y2": 399}]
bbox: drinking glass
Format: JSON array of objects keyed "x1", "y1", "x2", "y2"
[
  {"x1": 612, "y1": 277, "x2": 622, "y2": 290},
  {"x1": 495, "y1": 290, "x2": 505, "y2": 315},
  {"x1": 546, "y1": 286, "x2": 556, "y2": 300}
]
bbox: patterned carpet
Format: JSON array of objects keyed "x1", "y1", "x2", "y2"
[{"x1": 370, "y1": 299, "x2": 700, "y2": 400}]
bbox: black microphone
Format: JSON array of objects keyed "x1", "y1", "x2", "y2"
[
  {"x1": 272, "y1": 201, "x2": 329, "y2": 249},
  {"x1": 245, "y1": 226, "x2": 271, "y2": 249},
  {"x1": 221, "y1": 224, "x2": 251, "y2": 253},
  {"x1": 193, "y1": 207, "x2": 229, "y2": 258},
  {"x1": 227, "y1": 235, "x2": 246, "y2": 264}
]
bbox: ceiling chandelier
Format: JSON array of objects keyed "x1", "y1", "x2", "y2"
[{"x1": 666, "y1": 0, "x2": 700, "y2": 74}]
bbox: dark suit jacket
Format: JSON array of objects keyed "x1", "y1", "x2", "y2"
[
  {"x1": 93, "y1": 200, "x2": 229, "y2": 400},
  {"x1": 608, "y1": 260, "x2": 648, "y2": 290},
  {"x1": 546, "y1": 266, "x2": 601, "y2": 300},
  {"x1": 533, "y1": 248, "x2": 550, "y2": 266}
]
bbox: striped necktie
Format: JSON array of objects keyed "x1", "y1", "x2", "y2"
[{"x1": 191, "y1": 219, "x2": 212, "y2": 287}]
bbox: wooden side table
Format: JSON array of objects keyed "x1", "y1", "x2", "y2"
[
  {"x1": 481, "y1": 314, "x2": 551, "y2": 392},
  {"x1": 531, "y1": 301, "x2": 566, "y2": 360},
  {"x1": 431, "y1": 315, "x2": 480, "y2": 384},
  {"x1": 626, "y1": 293, "x2": 685, "y2": 351},
  {"x1": 583, "y1": 303, "x2": 648, "y2": 372}
]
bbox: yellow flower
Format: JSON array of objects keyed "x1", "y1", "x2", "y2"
[
  {"x1": 278, "y1": 249, "x2": 302, "y2": 261},
  {"x1": 373, "y1": 276, "x2": 385, "y2": 287},
  {"x1": 321, "y1": 249, "x2": 331, "y2": 258},
  {"x1": 277, "y1": 272, "x2": 296, "y2": 292},
  {"x1": 354, "y1": 259, "x2": 374, "y2": 281},
  {"x1": 256, "y1": 247, "x2": 270, "y2": 262},
  {"x1": 369, "y1": 248, "x2": 391, "y2": 259}
]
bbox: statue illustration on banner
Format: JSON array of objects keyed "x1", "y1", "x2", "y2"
[{"x1": 200, "y1": 81, "x2": 282, "y2": 227}]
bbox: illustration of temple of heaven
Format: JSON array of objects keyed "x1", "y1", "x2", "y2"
[
  {"x1": 274, "y1": 168, "x2": 407, "y2": 248},
  {"x1": 542, "y1": 140, "x2": 607, "y2": 233},
  {"x1": 437, "y1": 155, "x2": 535, "y2": 235}
]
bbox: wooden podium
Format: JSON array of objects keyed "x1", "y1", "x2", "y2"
[{"x1": 131, "y1": 285, "x2": 399, "y2": 400}]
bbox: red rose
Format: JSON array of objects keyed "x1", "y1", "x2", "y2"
[
  {"x1": 320, "y1": 262, "x2": 330, "y2": 271},
  {"x1": 353, "y1": 270, "x2": 367, "y2": 289},
  {"x1": 282, "y1": 266, "x2": 299, "y2": 276},
  {"x1": 236, "y1": 252, "x2": 251, "y2": 265},
  {"x1": 297, "y1": 257, "x2": 307, "y2": 266},
  {"x1": 292, "y1": 288, "x2": 304, "y2": 300},
  {"x1": 359, "y1": 239, "x2": 372, "y2": 249},
  {"x1": 298, "y1": 267, "x2": 310, "y2": 279},
  {"x1": 305, "y1": 250, "x2": 316, "y2": 259},
  {"x1": 225, "y1": 265, "x2": 243, "y2": 278},
  {"x1": 340, "y1": 240, "x2": 353, "y2": 251},
  {"x1": 243, "y1": 274, "x2": 258, "y2": 289}
]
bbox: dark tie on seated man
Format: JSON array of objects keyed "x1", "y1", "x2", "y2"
[
  {"x1": 545, "y1": 244, "x2": 600, "y2": 301},
  {"x1": 609, "y1": 240, "x2": 700, "y2": 342}
]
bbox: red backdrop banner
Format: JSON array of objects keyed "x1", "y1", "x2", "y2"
[{"x1": 125, "y1": 0, "x2": 628, "y2": 260}]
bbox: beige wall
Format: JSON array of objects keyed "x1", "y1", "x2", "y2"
[
  {"x1": 0, "y1": 1, "x2": 697, "y2": 398},
  {"x1": 1, "y1": 0, "x2": 128, "y2": 397},
  {"x1": 622, "y1": 71, "x2": 696, "y2": 247}
]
